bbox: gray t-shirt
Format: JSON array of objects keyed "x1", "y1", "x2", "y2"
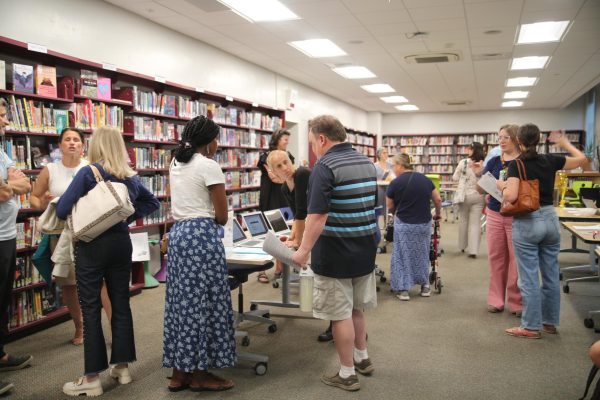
[{"x1": 0, "y1": 150, "x2": 18, "y2": 241}]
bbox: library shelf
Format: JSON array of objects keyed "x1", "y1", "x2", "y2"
[
  {"x1": 234, "y1": 204, "x2": 260, "y2": 212},
  {"x1": 216, "y1": 121, "x2": 274, "y2": 133},
  {"x1": 73, "y1": 94, "x2": 133, "y2": 107},
  {"x1": 130, "y1": 139, "x2": 178, "y2": 145},
  {"x1": 226, "y1": 186, "x2": 260, "y2": 192},
  {"x1": 4, "y1": 130, "x2": 61, "y2": 138},
  {"x1": 130, "y1": 109, "x2": 191, "y2": 122},
  {"x1": 12, "y1": 281, "x2": 49, "y2": 294},
  {"x1": 219, "y1": 144, "x2": 268, "y2": 151},
  {"x1": 221, "y1": 166, "x2": 259, "y2": 171},
  {"x1": 0, "y1": 89, "x2": 73, "y2": 103},
  {"x1": 135, "y1": 168, "x2": 169, "y2": 173},
  {"x1": 7, "y1": 307, "x2": 70, "y2": 338},
  {"x1": 129, "y1": 220, "x2": 174, "y2": 231}
]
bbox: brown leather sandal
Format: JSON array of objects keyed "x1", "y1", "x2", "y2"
[
  {"x1": 168, "y1": 369, "x2": 191, "y2": 392},
  {"x1": 257, "y1": 272, "x2": 269, "y2": 284},
  {"x1": 190, "y1": 370, "x2": 234, "y2": 392}
]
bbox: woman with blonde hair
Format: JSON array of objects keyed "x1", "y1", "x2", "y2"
[
  {"x1": 30, "y1": 128, "x2": 112, "y2": 346},
  {"x1": 56, "y1": 127, "x2": 159, "y2": 396}
]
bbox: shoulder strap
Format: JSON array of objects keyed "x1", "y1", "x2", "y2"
[
  {"x1": 88, "y1": 164, "x2": 104, "y2": 183},
  {"x1": 579, "y1": 365, "x2": 599, "y2": 400},
  {"x1": 515, "y1": 159, "x2": 528, "y2": 181}
]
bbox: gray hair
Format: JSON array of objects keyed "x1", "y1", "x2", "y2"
[{"x1": 391, "y1": 153, "x2": 412, "y2": 170}]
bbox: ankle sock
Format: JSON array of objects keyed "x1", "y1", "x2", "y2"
[
  {"x1": 339, "y1": 365, "x2": 355, "y2": 379},
  {"x1": 353, "y1": 348, "x2": 368, "y2": 363}
]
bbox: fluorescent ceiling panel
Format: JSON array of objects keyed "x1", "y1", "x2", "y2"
[
  {"x1": 361, "y1": 84, "x2": 395, "y2": 93},
  {"x1": 395, "y1": 104, "x2": 419, "y2": 111},
  {"x1": 502, "y1": 101, "x2": 524, "y2": 107},
  {"x1": 506, "y1": 77, "x2": 538, "y2": 87},
  {"x1": 380, "y1": 96, "x2": 408, "y2": 103},
  {"x1": 288, "y1": 39, "x2": 346, "y2": 58},
  {"x1": 217, "y1": 0, "x2": 299, "y2": 22},
  {"x1": 504, "y1": 91, "x2": 529, "y2": 99},
  {"x1": 332, "y1": 66, "x2": 376, "y2": 79},
  {"x1": 517, "y1": 21, "x2": 570, "y2": 44},
  {"x1": 511, "y1": 56, "x2": 549, "y2": 70}
]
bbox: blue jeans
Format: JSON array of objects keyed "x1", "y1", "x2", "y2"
[{"x1": 511, "y1": 206, "x2": 561, "y2": 331}]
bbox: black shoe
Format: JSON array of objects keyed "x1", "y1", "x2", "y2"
[
  {"x1": 0, "y1": 381, "x2": 13, "y2": 395},
  {"x1": 317, "y1": 328, "x2": 333, "y2": 342},
  {"x1": 0, "y1": 355, "x2": 33, "y2": 372}
]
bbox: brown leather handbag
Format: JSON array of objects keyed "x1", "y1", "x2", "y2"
[{"x1": 500, "y1": 159, "x2": 540, "y2": 217}]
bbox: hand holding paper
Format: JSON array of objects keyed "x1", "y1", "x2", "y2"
[
  {"x1": 477, "y1": 172, "x2": 503, "y2": 203},
  {"x1": 262, "y1": 231, "x2": 303, "y2": 269}
]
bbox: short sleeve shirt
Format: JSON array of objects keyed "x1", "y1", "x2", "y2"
[
  {"x1": 386, "y1": 171, "x2": 434, "y2": 224},
  {"x1": 0, "y1": 150, "x2": 18, "y2": 241},
  {"x1": 507, "y1": 155, "x2": 566, "y2": 206},
  {"x1": 482, "y1": 156, "x2": 505, "y2": 212}
]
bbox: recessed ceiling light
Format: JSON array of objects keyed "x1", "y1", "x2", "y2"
[
  {"x1": 361, "y1": 84, "x2": 395, "y2": 93},
  {"x1": 396, "y1": 105, "x2": 419, "y2": 111},
  {"x1": 288, "y1": 39, "x2": 346, "y2": 58},
  {"x1": 506, "y1": 77, "x2": 538, "y2": 87},
  {"x1": 511, "y1": 56, "x2": 549, "y2": 70},
  {"x1": 504, "y1": 91, "x2": 529, "y2": 99},
  {"x1": 380, "y1": 96, "x2": 408, "y2": 103},
  {"x1": 502, "y1": 101, "x2": 523, "y2": 107},
  {"x1": 517, "y1": 21, "x2": 570, "y2": 44},
  {"x1": 332, "y1": 66, "x2": 376, "y2": 79},
  {"x1": 217, "y1": 0, "x2": 299, "y2": 22}
]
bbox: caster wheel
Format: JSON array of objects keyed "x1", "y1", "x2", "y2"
[
  {"x1": 559, "y1": 273, "x2": 563, "y2": 281},
  {"x1": 241, "y1": 336, "x2": 250, "y2": 346},
  {"x1": 263, "y1": 313, "x2": 270, "y2": 319},
  {"x1": 440, "y1": 249, "x2": 444, "y2": 254},
  {"x1": 376, "y1": 286, "x2": 380, "y2": 292},
  {"x1": 380, "y1": 276, "x2": 387, "y2": 283},
  {"x1": 268, "y1": 324, "x2": 277, "y2": 333},
  {"x1": 563, "y1": 285, "x2": 570, "y2": 294},
  {"x1": 585, "y1": 318, "x2": 595, "y2": 329},
  {"x1": 250, "y1": 304, "x2": 257, "y2": 311},
  {"x1": 255, "y1": 362, "x2": 268, "y2": 376},
  {"x1": 436, "y1": 278, "x2": 443, "y2": 294},
  {"x1": 380, "y1": 247, "x2": 387, "y2": 254},
  {"x1": 272, "y1": 282, "x2": 280, "y2": 289}
]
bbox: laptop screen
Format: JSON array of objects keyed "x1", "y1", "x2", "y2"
[
  {"x1": 264, "y1": 209, "x2": 288, "y2": 233},
  {"x1": 232, "y1": 219, "x2": 246, "y2": 243},
  {"x1": 242, "y1": 213, "x2": 269, "y2": 237}
]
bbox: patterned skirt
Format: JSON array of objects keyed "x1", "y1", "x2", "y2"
[
  {"x1": 390, "y1": 217, "x2": 431, "y2": 291},
  {"x1": 162, "y1": 218, "x2": 236, "y2": 371}
]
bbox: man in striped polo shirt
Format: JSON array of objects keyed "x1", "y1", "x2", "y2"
[{"x1": 293, "y1": 115, "x2": 378, "y2": 391}]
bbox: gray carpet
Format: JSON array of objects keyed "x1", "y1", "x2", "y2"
[{"x1": 3, "y1": 222, "x2": 598, "y2": 399}]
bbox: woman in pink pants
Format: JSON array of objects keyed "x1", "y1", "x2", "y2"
[{"x1": 477, "y1": 125, "x2": 522, "y2": 315}]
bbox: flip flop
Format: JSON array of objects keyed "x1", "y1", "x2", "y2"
[{"x1": 257, "y1": 272, "x2": 269, "y2": 284}]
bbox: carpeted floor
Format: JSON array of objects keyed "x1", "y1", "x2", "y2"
[{"x1": 2, "y1": 221, "x2": 598, "y2": 399}]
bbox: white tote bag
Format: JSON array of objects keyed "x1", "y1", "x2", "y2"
[{"x1": 69, "y1": 165, "x2": 135, "y2": 242}]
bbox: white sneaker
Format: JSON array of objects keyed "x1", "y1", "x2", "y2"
[
  {"x1": 109, "y1": 366, "x2": 132, "y2": 384},
  {"x1": 397, "y1": 291, "x2": 410, "y2": 301},
  {"x1": 420, "y1": 286, "x2": 431, "y2": 297},
  {"x1": 63, "y1": 377, "x2": 103, "y2": 397}
]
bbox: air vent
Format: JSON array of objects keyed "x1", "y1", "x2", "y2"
[
  {"x1": 443, "y1": 100, "x2": 472, "y2": 106},
  {"x1": 404, "y1": 53, "x2": 460, "y2": 64}
]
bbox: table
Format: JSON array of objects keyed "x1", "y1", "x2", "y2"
[
  {"x1": 556, "y1": 207, "x2": 600, "y2": 254},
  {"x1": 559, "y1": 221, "x2": 600, "y2": 293}
]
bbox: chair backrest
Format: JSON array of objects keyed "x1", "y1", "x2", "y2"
[
  {"x1": 425, "y1": 173, "x2": 441, "y2": 193},
  {"x1": 573, "y1": 180, "x2": 594, "y2": 196}
]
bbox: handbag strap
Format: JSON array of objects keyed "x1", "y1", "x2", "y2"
[
  {"x1": 89, "y1": 164, "x2": 105, "y2": 183},
  {"x1": 515, "y1": 159, "x2": 528, "y2": 181}
]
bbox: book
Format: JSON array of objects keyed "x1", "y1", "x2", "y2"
[
  {"x1": 80, "y1": 69, "x2": 97, "y2": 97},
  {"x1": 34, "y1": 65, "x2": 57, "y2": 97},
  {"x1": 54, "y1": 109, "x2": 68, "y2": 134},
  {"x1": 96, "y1": 77, "x2": 111, "y2": 100},
  {"x1": 0, "y1": 60, "x2": 5, "y2": 90},
  {"x1": 57, "y1": 76, "x2": 74, "y2": 99},
  {"x1": 12, "y1": 63, "x2": 34, "y2": 93}
]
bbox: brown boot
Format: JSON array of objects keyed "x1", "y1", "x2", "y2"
[
  {"x1": 168, "y1": 368, "x2": 191, "y2": 392},
  {"x1": 190, "y1": 370, "x2": 234, "y2": 392}
]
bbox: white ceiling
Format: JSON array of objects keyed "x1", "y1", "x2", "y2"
[{"x1": 105, "y1": 0, "x2": 600, "y2": 113}]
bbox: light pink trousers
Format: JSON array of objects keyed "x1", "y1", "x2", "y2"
[{"x1": 485, "y1": 209, "x2": 522, "y2": 312}]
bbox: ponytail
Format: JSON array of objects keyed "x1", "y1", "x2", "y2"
[{"x1": 517, "y1": 123, "x2": 540, "y2": 160}]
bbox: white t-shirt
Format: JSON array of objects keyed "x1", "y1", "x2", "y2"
[
  {"x1": 170, "y1": 153, "x2": 225, "y2": 220},
  {"x1": 47, "y1": 159, "x2": 88, "y2": 197}
]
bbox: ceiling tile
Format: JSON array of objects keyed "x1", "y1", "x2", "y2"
[
  {"x1": 465, "y1": 0, "x2": 523, "y2": 29},
  {"x1": 408, "y1": 6, "x2": 466, "y2": 21}
]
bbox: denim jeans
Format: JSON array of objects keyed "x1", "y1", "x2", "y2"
[
  {"x1": 75, "y1": 232, "x2": 135, "y2": 375},
  {"x1": 511, "y1": 206, "x2": 561, "y2": 331}
]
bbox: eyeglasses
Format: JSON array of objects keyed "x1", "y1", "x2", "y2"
[{"x1": 498, "y1": 136, "x2": 512, "y2": 142}]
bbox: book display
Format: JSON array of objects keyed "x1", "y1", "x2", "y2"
[
  {"x1": 383, "y1": 130, "x2": 585, "y2": 183},
  {"x1": 346, "y1": 128, "x2": 376, "y2": 161},
  {"x1": 0, "y1": 35, "x2": 284, "y2": 339}
]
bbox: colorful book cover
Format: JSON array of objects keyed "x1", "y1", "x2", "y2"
[
  {"x1": 0, "y1": 60, "x2": 5, "y2": 90},
  {"x1": 80, "y1": 69, "x2": 97, "y2": 98},
  {"x1": 34, "y1": 65, "x2": 57, "y2": 97},
  {"x1": 12, "y1": 63, "x2": 34, "y2": 93},
  {"x1": 54, "y1": 109, "x2": 68, "y2": 134},
  {"x1": 96, "y1": 77, "x2": 111, "y2": 100}
]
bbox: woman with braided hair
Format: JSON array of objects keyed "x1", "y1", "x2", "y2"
[{"x1": 162, "y1": 115, "x2": 235, "y2": 391}]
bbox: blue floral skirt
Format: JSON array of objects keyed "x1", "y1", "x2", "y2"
[
  {"x1": 390, "y1": 217, "x2": 431, "y2": 291},
  {"x1": 162, "y1": 218, "x2": 236, "y2": 371}
]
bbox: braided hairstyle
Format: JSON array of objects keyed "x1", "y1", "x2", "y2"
[
  {"x1": 517, "y1": 123, "x2": 540, "y2": 160},
  {"x1": 174, "y1": 115, "x2": 220, "y2": 163}
]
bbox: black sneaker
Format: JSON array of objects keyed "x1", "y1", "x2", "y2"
[
  {"x1": 0, "y1": 355, "x2": 33, "y2": 372},
  {"x1": 317, "y1": 327, "x2": 333, "y2": 342},
  {"x1": 0, "y1": 381, "x2": 14, "y2": 395},
  {"x1": 320, "y1": 372, "x2": 360, "y2": 391}
]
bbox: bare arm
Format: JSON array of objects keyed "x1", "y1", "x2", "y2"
[
  {"x1": 386, "y1": 196, "x2": 395, "y2": 215},
  {"x1": 7, "y1": 168, "x2": 31, "y2": 195},
  {"x1": 208, "y1": 184, "x2": 228, "y2": 225},
  {"x1": 0, "y1": 177, "x2": 12, "y2": 202},
  {"x1": 497, "y1": 177, "x2": 519, "y2": 204},
  {"x1": 293, "y1": 219, "x2": 306, "y2": 246},
  {"x1": 29, "y1": 167, "x2": 53, "y2": 210},
  {"x1": 291, "y1": 213, "x2": 327, "y2": 267},
  {"x1": 432, "y1": 189, "x2": 442, "y2": 218}
]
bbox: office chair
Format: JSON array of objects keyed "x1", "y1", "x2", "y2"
[{"x1": 228, "y1": 261, "x2": 276, "y2": 375}]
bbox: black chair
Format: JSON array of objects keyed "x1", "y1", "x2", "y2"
[{"x1": 228, "y1": 261, "x2": 276, "y2": 375}]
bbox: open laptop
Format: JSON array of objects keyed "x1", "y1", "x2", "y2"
[
  {"x1": 232, "y1": 218, "x2": 264, "y2": 248},
  {"x1": 241, "y1": 211, "x2": 270, "y2": 240},
  {"x1": 263, "y1": 209, "x2": 291, "y2": 236}
]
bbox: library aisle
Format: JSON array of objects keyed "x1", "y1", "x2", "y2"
[{"x1": 4, "y1": 223, "x2": 597, "y2": 400}]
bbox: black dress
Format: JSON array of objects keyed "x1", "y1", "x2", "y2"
[
  {"x1": 257, "y1": 150, "x2": 294, "y2": 211},
  {"x1": 281, "y1": 166, "x2": 310, "y2": 220}
]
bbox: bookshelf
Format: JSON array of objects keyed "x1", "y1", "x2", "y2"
[
  {"x1": 382, "y1": 130, "x2": 585, "y2": 184},
  {"x1": 0, "y1": 35, "x2": 285, "y2": 338},
  {"x1": 346, "y1": 128, "x2": 377, "y2": 162}
]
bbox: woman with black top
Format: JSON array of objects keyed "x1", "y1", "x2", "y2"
[
  {"x1": 497, "y1": 124, "x2": 587, "y2": 339},
  {"x1": 257, "y1": 129, "x2": 294, "y2": 212}
]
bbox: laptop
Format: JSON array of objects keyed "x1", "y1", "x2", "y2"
[
  {"x1": 263, "y1": 209, "x2": 291, "y2": 236},
  {"x1": 232, "y1": 218, "x2": 264, "y2": 248},
  {"x1": 241, "y1": 211, "x2": 270, "y2": 240}
]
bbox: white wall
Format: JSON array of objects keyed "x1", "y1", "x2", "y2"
[
  {"x1": 382, "y1": 98, "x2": 585, "y2": 134},
  {"x1": 0, "y1": 0, "x2": 368, "y2": 164}
]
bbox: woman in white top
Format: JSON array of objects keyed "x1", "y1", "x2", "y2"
[
  {"x1": 163, "y1": 116, "x2": 235, "y2": 392},
  {"x1": 452, "y1": 142, "x2": 486, "y2": 258},
  {"x1": 30, "y1": 128, "x2": 112, "y2": 345}
]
